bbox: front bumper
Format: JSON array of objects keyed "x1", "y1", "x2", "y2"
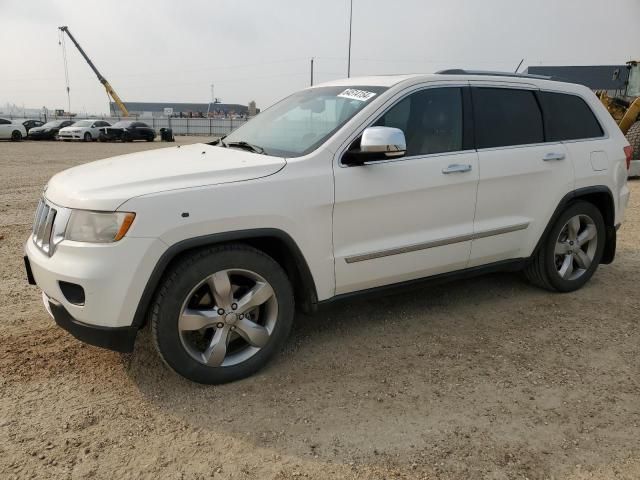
[
  {"x1": 25, "y1": 233, "x2": 166, "y2": 338},
  {"x1": 43, "y1": 292, "x2": 137, "y2": 352},
  {"x1": 629, "y1": 159, "x2": 640, "y2": 178}
]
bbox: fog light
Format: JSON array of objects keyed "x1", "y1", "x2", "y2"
[{"x1": 58, "y1": 281, "x2": 85, "y2": 305}]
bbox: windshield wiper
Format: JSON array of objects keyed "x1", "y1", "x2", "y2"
[
  {"x1": 210, "y1": 135, "x2": 227, "y2": 147},
  {"x1": 226, "y1": 141, "x2": 265, "y2": 155}
]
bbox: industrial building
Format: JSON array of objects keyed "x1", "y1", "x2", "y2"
[
  {"x1": 109, "y1": 101, "x2": 258, "y2": 117},
  {"x1": 524, "y1": 65, "x2": 629, "y2": 92}
]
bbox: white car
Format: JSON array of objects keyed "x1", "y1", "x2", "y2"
[
  {"x1": 0, "y1": 118, "x2": 27, "y2": 141},
  {"x1": 25, "y1": 71, "x2": 631, "y2": 384},
  {"x1": 58, "y1": 120, "x2": 111, "y2": 141}
]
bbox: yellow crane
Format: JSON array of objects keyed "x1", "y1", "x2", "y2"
[{"x1": 58, "y1": 26, "x2": 129, "y2": 117}]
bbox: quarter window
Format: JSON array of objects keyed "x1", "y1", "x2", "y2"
[
  {"x1": 472, "y1": 88, "x2": 543, "y2": 149},
  {"x1": 538, "y1": 91, "x2": 603, "y2": 141},
  {"x1": 0, "y1": 118, "x2": 11, "y2": 125},
  {"x1": 374, "y1": 87, "x2": 463, "y2": 156}
]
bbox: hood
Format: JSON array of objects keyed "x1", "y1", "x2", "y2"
[
  {"x1": 45, "y1": 143, "x2": 286, "y2": 211},
  {"x1": 29, "y1": 127, "x2": 49, "y2": 133},
  {"x1": 59, "y1": 126, "x2": 77, "y2": 132}
]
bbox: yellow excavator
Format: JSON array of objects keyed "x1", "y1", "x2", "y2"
[
  {"x1": 58, "y1": 26, "x2": 129, "y2": 117},
  {"x1": 598, "y1": 60, "x2": 640, "y2": 157}
]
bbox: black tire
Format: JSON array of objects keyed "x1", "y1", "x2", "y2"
[
  {"x1": 84, "y1": 132, "x2": 92, "y2": 142},
  {"x1": 146, "y1": 135, "x2": 154, "y2": 142},
  {"x1": 626, "y1": 121, "x2": 640, "y2": 174},
  {"x1": 151, "y1": 244, "x2": 295, "y2": 384},
  {"x1": 10, "y1": 130, "x2": 22, "y2": 142},
  {"x1": 525, "y1": 201, "x2": 605, "y2": 292}
]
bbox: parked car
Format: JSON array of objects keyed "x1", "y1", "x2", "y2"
[
  {"x1": 25, "y1": 71, "x2": 631, "y2": 384},
  {"x1": 0, "y1": 118, "x2": 27, "y2": 141},
  {"x1": 58, "y1": 120, "x2": 111, "y2": 142},
  {"x1": 28, "y1": 120, "x2": 74, "y2": 140},
  {"x1": 98, "y1": 121, "x2": 155, "y2": 142},
  {"x1": 22, "y1": 119, "x2": 45, "y2": 134}
]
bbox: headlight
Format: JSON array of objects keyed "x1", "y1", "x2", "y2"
[{"x1": 65, "y1": 211, "x2": 135, "y2": 243}]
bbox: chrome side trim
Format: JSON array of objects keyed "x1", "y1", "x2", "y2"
[{"x1": 344, "y1": 222, "x2": 530, "y2": 264}]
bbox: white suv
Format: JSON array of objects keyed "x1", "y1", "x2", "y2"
[{"x1": 25, "y1": 71, "x2": 631, "y2": 383}]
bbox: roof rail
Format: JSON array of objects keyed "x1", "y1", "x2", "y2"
[{"x1": 436, "y1": 69, "x2": 552, "y2": 80}]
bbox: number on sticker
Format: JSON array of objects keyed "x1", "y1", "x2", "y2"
[{"x1": 337, "y1": 89, "x2": 377, "y2": 102}]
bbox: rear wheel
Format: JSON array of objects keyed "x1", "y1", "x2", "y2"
[
  {"x1": 151, "y1": 244, "x2": 294, "y2": 384},
  {"x1": 10, "y1": 130, "x2": 22, "y2": 141},
  {"x1": 626, "y1": 121, "x2": 640, "y2": 176},
  {"x1": 525, "y1": 201, "x2": 605, "y2": 292}
]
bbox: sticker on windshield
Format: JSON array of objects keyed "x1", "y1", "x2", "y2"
[{"x1": 337, "y1": 88, "x2": 377, "y2": 102}]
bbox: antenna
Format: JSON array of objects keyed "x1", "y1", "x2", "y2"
[{"x1": 514, "y1": 58, "x2": 524, "y2": 74}]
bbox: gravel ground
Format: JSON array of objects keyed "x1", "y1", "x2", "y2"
[{"x1": 0, "y1": 138, "x2": 639, "y2": 480}]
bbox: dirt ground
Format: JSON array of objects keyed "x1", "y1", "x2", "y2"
[{"x1": 0, "y1": 138, "x2": 639, "y2": 480}]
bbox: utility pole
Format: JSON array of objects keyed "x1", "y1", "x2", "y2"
[
  {"x1": 310, "y1": 57, "x2": 314, "y2": 86},
  {"x1": 347, "y1": 0, "x2": 353, "y2": 78}
]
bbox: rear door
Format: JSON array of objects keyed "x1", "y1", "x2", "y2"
[{"x1": 468, "y1": 84, "x2": 573, "y2": 267}]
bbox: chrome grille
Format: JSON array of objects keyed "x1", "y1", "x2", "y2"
[{"x1": 32, "y1": 198, "x2": 59, "y2": 256}]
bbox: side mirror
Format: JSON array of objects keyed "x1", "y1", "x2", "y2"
[{"x1": 342, "y1": 126, "x2": 406, "y2": 166}]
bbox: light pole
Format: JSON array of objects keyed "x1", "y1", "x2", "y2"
[{"x1": 347, "y1": 0, "x2": 353, "y2": 78}]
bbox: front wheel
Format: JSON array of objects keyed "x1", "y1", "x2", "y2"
[
  {"x1": 525, "y1": 201, "x2": 605, "y2": 292},
  {"x1": 84, "y1": 132, "x2": 92, "y2": 142},
  {"x1": 151, "y1": 244, "x2": 294, "y2": 384}
]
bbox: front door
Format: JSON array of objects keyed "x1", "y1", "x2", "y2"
[{"x1": 332, "y1": 86, "x2": 479, "y2": 294}]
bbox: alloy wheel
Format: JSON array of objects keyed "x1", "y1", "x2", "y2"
[
  {"x1": 178, "y1": 268, "x2": 278, "y2": 367},
  {"x1": 554, "y1": 214, "x2": 598, "y2": 281}
]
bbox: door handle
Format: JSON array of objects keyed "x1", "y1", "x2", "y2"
[
  {"x1": 543, "y1": 152, "x2": 566, "y2": 161},
  {"x1": 442, "y1": 163, "x2": 472, "y2": 174}
]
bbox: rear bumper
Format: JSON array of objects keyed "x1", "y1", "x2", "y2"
[{"x1": 44, "y1": 292, "x2": 137, "y2": 353}]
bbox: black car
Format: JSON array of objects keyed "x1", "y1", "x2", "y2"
[
  {"x1": 99, "y1": 121, "x2": 156, "y2": 142},
  {"x1": 28, "y1": 120, "x2": 75, "y2": 140},
  {"x1": 22, "y1": 119, "x2": 44, "y2": 134}
]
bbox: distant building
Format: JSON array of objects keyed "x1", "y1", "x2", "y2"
[
  {"x1": 109, "y1": 101, "x2": 258, "y2": 117},
  {"x1": 524, "y1": 65, "x2": 630, "y2": 92},
  {"x1": 248, "y1": 100, "x2": 257, "y2": 117}
]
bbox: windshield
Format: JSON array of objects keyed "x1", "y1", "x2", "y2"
[
  {"x1": 113, "y1": 121, "x2": 132, "y2": 128},
  {"x1": 42, "y1": 121, "x2": 63, "y2": 128},
  {"x1": 72, "y1": 120, "x2": 93, "y2": 127},
  {"x1": 222, "y1": 86, "x2": 387, "y2": 157}
]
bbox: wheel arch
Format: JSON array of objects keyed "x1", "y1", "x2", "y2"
[
  {"x1": 131, "y1": 228, "x2": 318, "y2": 329},
  {"x1": 533, "y1": 185, "x2": 616, "y2": 264}
]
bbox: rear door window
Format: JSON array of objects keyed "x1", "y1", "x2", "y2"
[
  {"x1": 537, "y1": 91, "x2": 603, "y2": 141},
  {"x1": 472, "y1": 88, "x2": 543, "y2": 149}
]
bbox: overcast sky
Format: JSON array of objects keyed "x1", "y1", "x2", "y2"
[{"x1": 1, "y1": 0, "x2": 639, "y2": 115}]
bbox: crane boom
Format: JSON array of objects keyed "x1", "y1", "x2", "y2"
[{"x1": 58, "y1": 26, "x2": 129, "y2": 117}]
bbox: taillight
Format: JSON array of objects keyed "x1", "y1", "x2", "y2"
[{"x1": 624, "y1": 145, "x2": 633, "y2": 170}]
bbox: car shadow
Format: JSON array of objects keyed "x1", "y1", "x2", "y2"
[{"x1": 122, "y1": 270, "x2": 575, "y2": 467}]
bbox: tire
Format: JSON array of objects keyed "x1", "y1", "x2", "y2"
[
  {"x1": 146, "y1": 135, "x2": 154, "y2": 142},
  {"x1": 151, "y1": 244, "x2": 295, "y2": 384},
  {"x1": 525, "y1": 201, "x2": 605, "y2": 292},
  {"x1": 83, "y1": 132, "x2": 92, "y2": 142},
  {"x1": 10, "y1": 130, "x2": 22, "y2": 142},
  {"x1": 626, "y1": 121, "x2": 640, "y2": 171}
]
